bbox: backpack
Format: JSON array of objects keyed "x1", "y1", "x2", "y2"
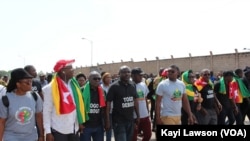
[{"x1": 2, "y1": 91, "x2": 38, "y2": 108}]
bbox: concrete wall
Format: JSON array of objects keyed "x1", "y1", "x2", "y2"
[{"x1": 74, "y1": 51, "x2": 250, "y2": 77}]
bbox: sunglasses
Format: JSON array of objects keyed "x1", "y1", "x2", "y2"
[
  {"x1": 203, "y1": 73, "x2": 210, "y2": 76},
  {"x1": 93, "y1": 77, "x2": 101, "y2": 81},
  {"x1": 168, "y1": 70, "x2": 175, "y2": 73}
]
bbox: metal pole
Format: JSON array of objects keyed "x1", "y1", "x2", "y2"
[
  {"x1": 90, "y1": 40, "x2": 93, "y2": 66},
  {"x1": 82, "y1": 38, "x2": 93, "y2": 66}
]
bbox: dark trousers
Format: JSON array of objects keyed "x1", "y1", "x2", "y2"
[
  {"x1": 235, "y1": 104, "x2": 243, "y2": 125},
  {"x1": 80, "y1": 125, "x2": 104, "y2": 141},
  {"x1": 132, "y1": 116, "x2": 152, "y2": 141},
  {"x1": 106, "y1": 114, "x2": 112, "y2": 141},
  {"x1": 51, "y1": 128, "x2": 80, "y2": 141},
  {"x1": 113, "y1": 121, "x2": 134, "y2": 141},
  {"x1": 150, "y1": 99, "x2": 155, "y2": 120},
  {"x1": 149, "y1": 99, "x2": 156, "y2": 130},
  {"x1": 240, "y1": 98, "x2": 250, "y2": 124},
  {"x1": 217, "y1": 105, "x2": 235, "y2": 125}
]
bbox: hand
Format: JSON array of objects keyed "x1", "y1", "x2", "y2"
[
  {"x1": 46, "y1": 133, "x2": 54, "y2": 141},
  {"x1": 192, "y1": 113, "x2": 198, "y2": 124},
  {"x1": 105, "y1": 120, "x2": 111, "y2": 131},
  {"x1": 156, "y1": 117, "x2": 163, "y2": 125},
  {"x1": 187, "y1": 115, "x2": 194, "y2": 125},
  {"x1": 38, "y1": 136, "x2": 44, "y2": 141},
  {"x1": 135, "y1": 117, "x2": 140, "y2": 126},
  {"x1": 78, "y1": 124, "x2": 85, "y2": 134},
  {"x1": 217, "y1": 103, "x2": 222, "y2": 112},
  {"x1": 196, "y1": 103, "x2": 201, "y2": 111}
]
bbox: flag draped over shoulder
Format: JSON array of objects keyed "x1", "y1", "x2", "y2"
[
  {"x1": 51, "y1": 75, "x2": 76, "y2": 115},
  {"x1": 182, "y1": 70, "x2": 195, "y2": 100},
  {"x1": 230, "y1": 78, "x2": 243, "y2": 103},
  {"x1": 70, "y1": 78, "x2": 86, "y2": 124},
  {"x1": 231, "y1": 76, "x2": 250, "y2": 99},
  {"x1": 194, "y1": 77, "x2": 213, "y2": 91},
  {"x1": 83, "y1": 81, "x2": 106, "y2": 120},
  {"x1": 218, "y1": 78, "x2": 226, "y2": 94}
]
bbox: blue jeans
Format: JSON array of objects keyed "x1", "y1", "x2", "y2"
[
  {"x1": 80, "y1": 125, "x2": 104, "y2": 141},
  {"x1": 112, "y1": 121, "x2": 134, "y2": 141}
]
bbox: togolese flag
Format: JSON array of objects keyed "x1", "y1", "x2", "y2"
[
  {"x1": 83, "y1": 81, "x2": 106, "y2": 121},
  {"x1": 194, "y1": 77, "x2": 213, "y2": 91},
  {"x1": 230, "y1": 79, "x2": 243, "y2": 103},
  {"x1": 181, "y1": 70, "x2": 195, "y2": 100},
  {"x1": 52, "y1": 76, "x2": 75, "y2": 115},
  {"x1": 230, "y1": 76, "x2": 250, "y2": 103},
  {"x1": 70, "y1": 78, "x2": 86, "y2": 124}
]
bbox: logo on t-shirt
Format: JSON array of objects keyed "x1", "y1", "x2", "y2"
[
  {"x1": 171, "y1": 89, "x2": 182, "y2": 101},
  {"x1": 89, "y1": 103, "x2": 100, "y2": 114},
  {"x1": 122, "y1": 96, "x2": 134, "y2": 108},
  {"x1": 137, "y1": 89, "x2": 144, "y2": 98},
  {"x1": 15, "y1": 107, "x2": 33, "y2": 125}
]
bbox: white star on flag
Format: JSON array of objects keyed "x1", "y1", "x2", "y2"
[{"x1": 63, "y1": 92, "x2": 71, "y2": 104}]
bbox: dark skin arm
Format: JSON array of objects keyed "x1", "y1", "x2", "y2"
[
  {"x1": 46, "y1": 133, "x2": 54, "y2": 141},
  {"x1": 38, "y1": 91, "x2": 44, "y2": 101},
  {"x1": 36, "y1": 112, "x2": 44, "y2": 141},
  {"x1": 214, "y1": 94, "x2": 222, "y2": 113},
  {"x1": 105, "y1": 101, "x2": 111, "y2": 131},
  {"x1": 134, "y1": 98, "x2": 140, "y2": 126},
  {"x1": 0, "y1": 118, "x2": 6, "y2": 140},
  {"x1": 182, "y1": 94, "x2": 195, "y2": 124},
  {"x1": 155, "y1": 95, "x2": 163, "y2": 125}
]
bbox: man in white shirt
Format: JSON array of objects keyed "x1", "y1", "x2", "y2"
[{"x1": 43, "y1": 59, "x2": 83, "y2": 141}]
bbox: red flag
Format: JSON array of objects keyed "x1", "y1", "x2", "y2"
[
  {"x1": 56, "y1": 77, "x2": 76, "y2": 114},
  {"x1": 98, "y1": 85, "x2": 106, "y2": 107}
]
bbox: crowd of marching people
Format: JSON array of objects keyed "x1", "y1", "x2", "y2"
[{"x1": 0, "y1": 59, "x2": 250, "y2": 141}]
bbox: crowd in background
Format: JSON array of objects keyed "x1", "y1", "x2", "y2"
[{"x1": 0, "y1": 60, "x2": 250, "y2": 141}]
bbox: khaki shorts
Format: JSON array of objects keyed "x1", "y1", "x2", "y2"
[{"x1": 161, "y1": 116, "x2": 181, "y2": 125}]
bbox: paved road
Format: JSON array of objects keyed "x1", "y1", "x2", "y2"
[{"x1": 108, "y1": 118, "x2": 250, "y2": 141}]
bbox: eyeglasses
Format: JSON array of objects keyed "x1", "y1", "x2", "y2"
[
  {"x1": 203, "y1": 73, "x2": 210, "y2": 76},
  {"x1": 19, "y1": 80, "x2": 32, "y2": 85},
  {"x1": 168, "y1": 70, "x2": 175, "y2": 73},
  {"x1": 93, "y1": 77, "x2": 101, "y2": 81}
]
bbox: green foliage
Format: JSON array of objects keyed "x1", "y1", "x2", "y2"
[{"x1": 0, "y1": 70, "x2": 9, "y2": 78}]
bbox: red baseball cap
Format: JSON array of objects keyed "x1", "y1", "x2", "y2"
[
  {"x1": 161, "y1": 68, "x2": 168, "y2": 77},
  {"x1": 53, "y1": 59, "x2": 75, "y2": 72}
]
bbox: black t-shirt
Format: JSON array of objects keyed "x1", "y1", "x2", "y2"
[
  {"x1": 84, "y1": 88, "x2": 103, "y2": 127},
  {"x1": 190, "y1": 85, "x2": 199, "y2": 112},
  {"x1": 199, "y1": 84, "x2": 215, "y2": 109},
  {"x1": 106, "y1": 80, "x2": 138, "y2": 123},
  {"x1": 214, "y1": 82, "x2": 231, "y2": 108},
  {"x1": 32, "y1": 79, "x2": 42, "y2": 94},
  {"x1": 181, "y1": 85, "x2": 199, "y2": 124}
]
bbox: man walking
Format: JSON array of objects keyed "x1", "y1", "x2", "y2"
[{"x1": 105, "y1": 65, "x2": 140, "y2": 141}]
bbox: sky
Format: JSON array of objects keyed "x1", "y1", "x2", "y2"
[{"x1": 0, "y1": 0, "x2": 250, "y2": 73}]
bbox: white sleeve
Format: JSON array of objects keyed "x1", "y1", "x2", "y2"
[
  {"x1": 0, "y1": 86, "x2": 6, "y2": 97},
  {"x1": 156, "y1": 82, "x2": 164, "y2": 96},
  {"x1": 42, "y1": 85, "x2": 53, "y2": 134}
]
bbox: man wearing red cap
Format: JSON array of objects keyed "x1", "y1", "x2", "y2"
[{"x1": 43, "y1": 59, "x2": 85, "y2": 141}]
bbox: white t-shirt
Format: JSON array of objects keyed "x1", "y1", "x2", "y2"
[
  {"x1": 0, "y1": 85, "x2": 6, "y2": 97},
  {"x1": 156, "y1": 79, "x2": 185, "y2": 117},
  {"x1": 133, "y1": 82, "x2": 149, "y2": 118}
]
